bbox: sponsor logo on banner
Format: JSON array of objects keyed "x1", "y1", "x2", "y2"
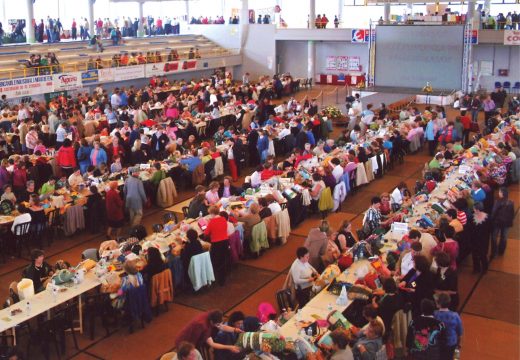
[
  {"x1": 98, "y1": 68, "x2": 115, "y2": 83},
  {"x1": 0, "y1": 75, "x2": 54, "y2": 98},
  {"x1": 145, "y1": 63, "x2": 164, "y2": 77},
  {"x1": 81, "y1": 69, "x2": 99, "y2": 84},
  {"x1": 351, "y1": 29, "x2": 374, "y2": 43},
  {"x1": 182, "y1": 60, "x2": 197, "y2": 70},
  {"x1": 113, "y1": 65, "x2": 145, "y2": 82},
  {"x1": 504, "y1": 30, "x2": 520, "y2": 45},
  {"x1": 164, "y1": 62, "x2": 180, "y2": 72},
  {"x1": 352, "y1": 29, "x2": 366, "y2": 42},
  {"x1": 464, "y1": 30, "x2": 478, "y2": 44},
  {"x1": 53, "y1": 72, "x2": 82, "y2": 91}
]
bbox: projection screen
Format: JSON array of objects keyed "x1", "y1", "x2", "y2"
[{"x1": 374, "y1": 25, "x2": 464, "y2": 90}]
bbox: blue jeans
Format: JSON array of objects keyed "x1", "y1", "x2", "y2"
[
  {"x1": 491, "y1": 226, "x2": 510, "y2": 256},
  {"x1": 471, "y1": 109, "x2": 479, "y2": 123}
]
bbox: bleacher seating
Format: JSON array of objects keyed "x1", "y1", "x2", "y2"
[{"x1": 0, "y1": 35, "x2": 235, "y2": 80}]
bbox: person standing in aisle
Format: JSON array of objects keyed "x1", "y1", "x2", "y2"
[{"x1": 124, "y1": 167, "x2": 147, "y2": 226}]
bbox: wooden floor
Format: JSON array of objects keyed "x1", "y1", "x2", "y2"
[{"x1": 0, "y1": 85, "x2": 518, "y2": 360}]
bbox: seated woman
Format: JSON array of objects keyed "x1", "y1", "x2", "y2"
[
  {"x1": 188, "y1": 185, "x2": 209, "y2": 219},
  {"x1": 181, "y1": 229, "x2": 204, "y2": 282},
  {"x1": 218, "y1": 177, "x2": 241, "y2": 198},
  {"x1": 1, "y1": 184, "x2": 17, "y2": 205},
  {"x1": 28, "y1": 194, "x2": 47, "y2": 235},
  {"x1": 334, "y1": 220, "x2": 357, "y2": 252},
  {"x1": 22, "y1": 249, "x2": 53, "y2": 293},
  {"x1": 141, "y1": 247, "x2": 167, "y2": 285},
  {"x1": 258, "y1": 197, "x2": 272, "y2": 220},
  {"x1": 150, "y1": 162, "x2": 166, "y2": 187},
  {"x1": 265, "y1": 194, "x2": 282, "y2": 215},
  {"x1": 233, "y1": 203, "x2": 261, "y2": 244},
  {"x1": 205, "y1": 181, "x2": 220, "y2": 206}
]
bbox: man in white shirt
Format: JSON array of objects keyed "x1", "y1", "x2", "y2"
[
  {"x1": 55, "y1": 123, "x2": 67, "y2": 148},
  {"x1": 47, "y1": 112, "x2": 58, "y2": 134},
  {"x1": 277, "y1": 124, "x2": 290, "y2": 140},
  {"x1": 331, "y1": 158, "x2": 344, "y2": 183},
  {"x1": 110, "y1": 90, "x2": 122, "y2": 109},
  {"x1": 409, "y1": 229, "x2": 436, "y2": 263},
  {"x1": 360, "y1": 104, "x2": 375, "y2": 127},
  {"x1": 250, "y1": 167, "x2": 262, "y2": 188},
  {"x1": 17, "y1": 105, "x2": 29, "y2": 121},
  {"x1": 290, "y1": 247, "x2": 319, "y2": 307}
]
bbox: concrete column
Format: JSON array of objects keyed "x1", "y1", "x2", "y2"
[
  {"x1": 185, "y1": 0, "x2": 190, "y2": 22},
  {"x1": 338, "y1": 0, "x2": 345, "y2": 23},
  {"x1": 239, "y1": 0, "x2": 249, "y2": 49},
  {"x1": 138, "y1": 1, "x2": 144, "y2": 37},
  {"x1": 307, "y1": 40, "x2": 315, "y2": 80},
  {"x1": 466, "y1": 0, "x2": 476, "y2": 25},
  {"x1": 88, "y1": 0, "x2": 95, "y2": 37},
  {"x1": 309, "y1": 0, "x2": 316, "y2": 29},
  {"x1": 383, "y1": 3, "x2": 391, "y2": 23},
  {"x1": 484, "y1": 0, "x2": 491, "y2": 16},
  {"x1": 25, "y1": 0, "x2": 35, "y2": 43}
]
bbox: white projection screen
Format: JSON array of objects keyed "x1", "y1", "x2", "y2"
[{"x1": 374, "y1": 25, "x2": 464, "y2": 90}]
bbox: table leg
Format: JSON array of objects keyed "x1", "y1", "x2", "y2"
[
  {"x1": 78, "y1": 295, "x2": 83, "y2": 334},
  {"x1": 12, "y1": 327, "x2": 16, "y2": 346}
]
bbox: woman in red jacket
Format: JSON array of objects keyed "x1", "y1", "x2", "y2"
[
  {"x1": 56, "y1": 139, "x2": 77, "y2": 177},
  {"x1": 12, "y1": 161, "x2": 27, "y2": 200},
  {"x1": 204, "y1": 205, "x2": 230, "y2": 286},
  {"x1": 105, "y1": 181, "x2": 125, "y2": 239}
]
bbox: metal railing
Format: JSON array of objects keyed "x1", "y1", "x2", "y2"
[{"x1": 0, "y1": 48, "x2": 240, "y2": 80}]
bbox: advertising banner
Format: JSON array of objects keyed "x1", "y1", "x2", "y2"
[
  {"x1": 81, "y1": 69, "x2": 99, "y2": 84},
  {"x1": 504, "y1": 30, "x2": 520, "y2": 45},
  {"x1": 326, "y1": 56, "x2": 337, "y2": 70},
  {"x1": 0, "y1": 75, "x2": 54, "y2": 99},
  {"x1": 98, "y1": 68, "x2": 115, "y2": 83},
  {"x1": 53, "y1": 72, "x2": 82, "y2": 91},
  {"x1": 113, "y1": 65, "x2": 145, "y2": 81}
]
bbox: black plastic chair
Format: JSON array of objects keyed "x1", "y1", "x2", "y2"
[
  {"x1": 13, "y1": 222, "x2": 31, "y2": 257},
  {"x1": 84, "y1": 293, "x2": 115, "y2": 340},
  {"x1": 52, "y1": 301, "x2": 80, "y2": 354},
  {"x1": 46, "y1": 208, "x2": 62, "y2": 245},
  {"x1": 152, "y1": 224, "x2": 164, "y2": 233},
  {"x1": 182, "y1": 206, "x2": 190, "y2": 219},
  {"x1": 163, "y1": 212, "x2": 177, "y2": 224},
  {"x1": 276, "y1": 289, "x2": 294, "y2": 312}
]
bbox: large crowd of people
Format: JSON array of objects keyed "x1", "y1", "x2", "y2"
[{"x1": 0, "y1": 61, "x2": 518, "y2": 359}]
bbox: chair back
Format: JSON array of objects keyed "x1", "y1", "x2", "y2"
[
  {"x1": 250, "y1": 221, "x2": 269, "y2": 254},
  {"x1": 276, "y1": 289, "x2": 294, "y2": 312},
  {"x1": 82, "y1": 248, "x2": 100, "y2": 261},
  {"x1": 150, "y1": 269, "x2": 174, "y2": 307},
  {"x1": 159, "y1": 352, "x2": 177, "y2": 360},
  {"x1": 163, "y1": 212, "x2": 177, "y2": 224},
  {"x1": 13, "y1": 222, "x2": 31, "y2": 236},
  {"x1": 181, "y1": 206, "x2": 190, "y2": 219},
  {"x1": 124, "y1": 282, "x2": 152, "y2": 323},
  {"x1": 188, "y1": 252, "x2": 215, "y2": 291}
]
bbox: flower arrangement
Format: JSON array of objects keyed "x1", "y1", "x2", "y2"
[
  {"x1": 322, "y1": 106, "x2": 343, "y2": 119},
  {"x1": 422, "y1": 82, "x2": 433, "y2": 93}
]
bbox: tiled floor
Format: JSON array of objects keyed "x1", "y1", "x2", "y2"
[{"x1": 0, "y1": 86, "x2": 517, "y2": 359}]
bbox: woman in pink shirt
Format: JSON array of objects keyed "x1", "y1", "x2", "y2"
[{"x1": 205, "y1": 181, "x2": 220, "y2": 205}]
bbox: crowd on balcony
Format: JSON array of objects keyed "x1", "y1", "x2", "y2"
[
  {"x1": 482, "y1": 11, "x2": 519, "y2": 30},
  {"x1": 22, "y1": 52, "x2": 60, "y2": 75}
]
